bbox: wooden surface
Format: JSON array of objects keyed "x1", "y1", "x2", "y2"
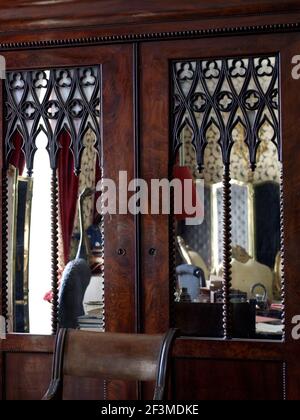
[
  {"x1": 173, "y1": 337, "x2": 284, "y2": 361},
  {"x1": 140, "y1": 32, "x2": 300, "y2": 400},
  {"x1": 63, "y1": 330, "x2": 163, "y2": 381},
  {"x1": 140, "y1": 44, "x2": 170, "y2": 333},
  {"x1": 0, "y1": 1, "x2": 299, "y2": 34},
  {"x1": 43, "y1": 329, "x2": 176, "y2": 400},
  {"x1": 62, "y1": 376, "x2": 105, "y2": 400},
  {"x1": 0, "y1": 3, "x2": 300, "y2": 49},
  {"x1": 173, "y1": 359, "x2": 284, "y2": 400},
  {"x1": 101, "y1": 45, "x2": 136, "y2": 336},
  {"x1": 1, "y1": 334, "x2": 54, "y2": 353},
  {"x1": 5, "y1": 353, "x2": 52, "y2": 400},
  {"x1": 0, "y1": 43, "x2": 136, "y2": 400}
]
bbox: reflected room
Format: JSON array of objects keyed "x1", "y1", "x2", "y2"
[
  {"x1": 5, "y1": 68, "x2": 104, "y2": 335},
  {"x1": 173, "y1": 56, "x2": 283, "y2": 340}
]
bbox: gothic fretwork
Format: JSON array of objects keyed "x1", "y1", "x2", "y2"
[
  {"x1": 172, "y1": 55, "x2": 280, "y2": 169},
  {"x1": 5, "y1": 66, "x2": 101, "y2": 175}
]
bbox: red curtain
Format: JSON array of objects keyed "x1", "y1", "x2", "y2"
[
  {"x1": 58, "y1": 131, "x2": 79, "y2": 265},
  {"x1": 9, "y1": 132, "x2": 25, "y2": 174},
  {"x1": 44, "y1": 131, "x2": 79, "y2": 302}
]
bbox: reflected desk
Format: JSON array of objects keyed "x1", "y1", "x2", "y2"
[{"x1": 175, "y1": 302, "x2": 283, "y2": 340}]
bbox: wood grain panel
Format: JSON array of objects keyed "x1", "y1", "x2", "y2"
[
  {"x1": 101, "y1": 45, "x2": 135, "y2": 335},
  {"x1": 173, "y1": 338, "x2": 284, "y2": 361},
  {"x1": 62, "y1": 376, "x2": 104, "y2": 400},
  {"x1": 1, "y1": 334, "x2": 54, "y2": 353},
  {"x1": 5, "y1": 353, "x2": 52, "y2": 400},
  {"x1": 0, "y1": 44, "x2": 136, "y2": 400},
  {"x1": 174, "y1": 358, "x2": 284, "y2": 400},
  {"x1": 140, "y1": 47, "x2": 170, "y2": 333},
  {"x1": 0, "y1": 1, "x2": 300, "y2": 34},
  {"x1": 4, "y1": 352, "x2": 105, "y2": 400}
]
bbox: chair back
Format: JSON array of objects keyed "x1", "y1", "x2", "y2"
[{"x1": 43, "y1": 328, "x2": 177, "y2": 400}]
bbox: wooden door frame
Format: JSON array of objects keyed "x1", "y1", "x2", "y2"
[
  {"x1": 140, "y1": 32, "x2": 300, "y2": 400},
  {"x1": 0, "y1": 43, "x2": 137, "y2": 399}
]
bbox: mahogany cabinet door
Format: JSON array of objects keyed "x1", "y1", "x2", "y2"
[
  {"x1": 0, "y1": 44, "x2": 137, "y2": 400},
  {"x1": 140, "y1": 33, "x2": 300, "y2": 400}
]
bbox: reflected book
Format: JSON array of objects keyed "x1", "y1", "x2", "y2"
[
  {"x1": 78, "y1": 301, "x2": 104, "y2": 331},
  {"x1": 77, "y1": 315, "x2": 104, "y2": 331}
]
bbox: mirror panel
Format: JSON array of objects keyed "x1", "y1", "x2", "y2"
[
  {"x1": 4, "y1": 66, "x2": 103, "y2": 334},
  {"x1": 172, "y1": 54, "x2": 283, "y2": 340}
]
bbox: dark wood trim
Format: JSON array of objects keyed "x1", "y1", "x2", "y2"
[
  {"x1": 133, "y1": 42, "x2": 142, "y2": 335},
  {"x1": 1, "y1": 1, "x2": 300, "y2": 35},
  {"x1": 1, "y1": 334, "x2": 287, "y2": 359},
  {"x1": 140, "y1": 46, "x2": 170, "y2": 334},
  {"x1": 101, "y1": 44, "x2": 136, "y2": 336},
  {"x1": 1, "y1": 334, "x2": 54, "y2": 353},
  {"x1": 1, "y1": 334, "x2": 287, "y2": 361},
  {"x1": 133, "y1": 41, "x2": 142, "y2": 401},
  {"x1": 173, "y1": 337, "x2": 284, "y2": 361},
  {"x1": 1, "y1": 21, "x2": 300, "y2": 52}
]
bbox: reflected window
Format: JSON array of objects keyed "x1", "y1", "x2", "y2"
[{"x1": 28, "y1": 132, "x2": 52, "y2": 334}]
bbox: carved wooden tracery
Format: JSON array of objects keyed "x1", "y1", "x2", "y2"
[
  {"x1": 172, "y1": 55, "x2": 280, "y2": 169},
  {"x1": 4, "y1": 66, "x2": 101, "y2": 175}
]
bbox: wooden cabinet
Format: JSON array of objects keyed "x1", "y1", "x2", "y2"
[{"x1": 1, "y1": 0, "x2": 300, "y2": 400}]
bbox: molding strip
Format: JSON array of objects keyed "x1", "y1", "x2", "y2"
[{"x1": 0, "y1": 22, "x2": 300, "y2": 51}]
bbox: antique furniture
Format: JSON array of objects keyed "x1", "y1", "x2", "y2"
[
  {"x1": 1, "y1": 0, "x2": 300, "y2": 401},
  {"x1": 42, "y1": 328, "x2": 177, "y2": 400}
]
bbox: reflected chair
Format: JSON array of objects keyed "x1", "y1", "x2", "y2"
[{"x1": 42, "y1": 328, "x2": 178, "y2": 400}]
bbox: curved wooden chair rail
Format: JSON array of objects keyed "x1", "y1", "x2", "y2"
[{"x1": 42, "y1": 328, "x2": 178, "y2": 400}]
